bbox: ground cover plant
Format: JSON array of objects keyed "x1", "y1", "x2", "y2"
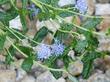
[{"x1": 0, "y1": 0, "x2": 110, "y2": 81}]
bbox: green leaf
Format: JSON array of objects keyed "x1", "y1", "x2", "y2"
[
  {"x1": 19, "y1": 9, "x2": 28, "y2": 33},
  {"x1": 50, "y1": 71, "x2": 62, "y2": 79},
  {"x1": 16, "y1": 45, "x2": 33, "y2": 56},
  {"x1": 75, "y1": 40, "x2": 87, "y2": 53},
  {"x1": 82, "y1": 18, "x2": 102, "y2": 30},
  {"x1": 5, "y1": 46, "x2": 15, "y2": 65},
  {"x1": 31, "y1": 26, "x2": 49, "y2": 46},
  {"x1": 22, "y1": 56, "x2": 33, "y2": 72},
  {"x1": 82, "y1": 51, "x2": 102, "y2": 79},
  {"x1": 0, "y1": 29, "x2": 6, "y2": 51},
  {"x1": 22, "y1": 0, "x2": 28, "y2": 9},
  {"x1": 39, "y1": 0, "x2": 59, "y2": 7},
  {"x1": 54, "y1": 23, "x2": 74, "y2": 42},
  {"x1": 44, "y1": 56, "x2": 62, "y2": 79},
  {"x1": 0, "y1": 8, "x2": 18, "y2": 25},
  {"x1": 0, "y1": 0, "x2": 9, "y2": 5}
]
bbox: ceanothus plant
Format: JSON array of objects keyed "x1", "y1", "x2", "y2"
[{"x1": 0, "y1": 0, "x2": 109, "y2": 80}]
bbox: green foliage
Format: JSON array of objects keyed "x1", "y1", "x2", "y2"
[
  {"x1": 54, "y1": 23, "x2": 74, "y2": 41},
  {"x1": 22, "y1": 56, "x2": 33, "y2": 72},
  {"x1": 31, "y1": 26, "x2": 49, "y2": 46},
  {"x1": 82, "y1": 18, "x2": 102, "y2": 30},
  {"x1": 0, "y1": 0, "x2": 107, "y2": 80},
  {"x1": 75, "y1": 40, "x2": 87, "y2": 53},
  {"x1": 19, "y1": 9, "x2": 28, "y2": 33},
  {"x1": 39, "y1": 0, "x2": 59, "y2": 7},
  {"x1": 0, "y1": 0, "x2": 9, "y2": 5},
  {"x1": 0, "y1": 29, "x2": 6, "y2": 51},
  {"x1": 0, "y1": 5, "x2": 18, "y2": 25},
  {"x1": 16, "y1": 45, "x2": 33, "y2": 56},
  {"x1": 5, "y1": 46, "x2": 15, "y2": 65},
  {"x1": 82, "y1": 51, "x2": 102, "y2": 79}
]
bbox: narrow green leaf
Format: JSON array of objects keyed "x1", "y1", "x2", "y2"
[
  {"x1": 54, "y1": 23, "x2": 74, "y2": 42},
  {"x1": 5, "y1": 46, "x2": 15, "y2": 65},
  {"x1": 31, "y1": 26, "x2": 49, "y2": 46},
  {"x1": 50, "y1": 71, "x2": 62, "y2": 79},
  {"x1": 82, "y1": 51, "x2": 102, "y2": 79},
  {"x1": 19, "y1": 9, "x2": 28, "y2": 33},
  {"x1": 22, "y1": 57, "x2": 33, "y2": 72},
  {"x1": 82, "y1": 18, "x2": 102, "y2": 30},
  {"x1": 16, "y1": 45, "x2": 33, "y2": 56},
  {"x1": 75, "y1": 40, "x2": 87, "y2": 53},
  {"x1": 0, "y1": 30, "x2": 6, "y2": 51}
]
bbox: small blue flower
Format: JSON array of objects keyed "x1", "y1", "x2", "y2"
[
  {"x1": 37, "y1": 44, "x2": 52, "y2": 59},
  {"x1": 28, "y1": 4, "x2": 40, "y2": 16},
  {"x1": 51, "y1": 40, "x2": 65, "y2": 56},
  {"x1": 75, "y1": 0, "x2": 88, "y2": 14}
]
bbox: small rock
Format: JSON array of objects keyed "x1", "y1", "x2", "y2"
[
  {"x1": 0, "y1": 55, "x2": 5, "y2": 62},
  {"x1": 56, "y1": 77, "x2": 66, "y2": 82},
  {"x1": 79, "y1": 79, "x2": 87, "y2": 82},
  {"x1": 56, "y1": 59, "x2": 64, "y2": 68},
  {"x1": 96, "y1": 0, "x2": 110, "y2": 3},
  {"x1": 21, "y1": 75, "x2": 36, "y2": 82},
  {"x1": 0, "y1": 70, "x2": 16, "y2": 82},
  {"x1": 62, "y1": 72, "x2": 68, "y2": 78},
  {"x1": 9, "y1": 16, "x2": 22, "y2": 30},
  {"x1": 94, "y1": 56, "x2": 110, "y2": 71},
  {"x1": 16, "y1": 68, "x2": 27, "y2": 82},
  {"x1": 58, "y1": 0, "x2": 76, "y2": 7},
  {"x1": 97, "y1": 16, "x2": 110, "y2": 32},
  {"x1": 95, "y1": 4, "x2": 110, "y2": 15},
  {"x1": 2, "y1": 3, "x2": 11, "y2": 10},
  {"x1": 68, "y1": 50, "x2": 75, "y2": 60},
  {"x1": 36, "y1": 71, "x2": 56, "y2": 82},
  {"x1": 68, "y1": 60, "x2": 83, "y2": 76},
  {"x1": 86, "y1": 0, "x2": 95, "y2": 15},
  {"x1": 32, "y1": 62, "x2": 47, "y2": 77},
  {"x1": 0, "y1": 55, "x2": 6, "y2": 70},
  {"x1": 66, "y1": 79, "x2": 73, "y2": 82},
  {"x1": 87, "y1": 73, "x2": 110, "y2": 82},
  {"x1": 98, "y1": 35, "x2": 110, "y2": 51},
  {"x1": 9, "y1": 59, "x2": 24, "y2": 70},
  {"x1": 21, "y1": 39, "x2": 30, "y2": 47},
  {"x1": 105, "y1": 69, "x2": 110, "y2": 78},
  {"x1": 36, "y1": 20, "x2": 60, "y2": 32}
]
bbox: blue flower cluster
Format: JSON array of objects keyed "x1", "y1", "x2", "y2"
[
  {"x1": 75, "y1": 0, "x2": 88, "y2": 14},
  {"x1": 28, "y1": 4, "x2": 40, "y2": 17},
  {"x1": 51, "y1": 40, "x2": 65, "y2": 56},
  {"x1": 36, "y1": 40, "x2": 65, "y2": 60},
  {"x1": 37, "y1": 44, "x2": 52, "y2": 59}
]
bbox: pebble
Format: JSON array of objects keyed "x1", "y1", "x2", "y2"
[
  {"x1": 32, "y1": 62, "x2": 47, "y2": 77},
  {"x1": 58, "y1": 0, "x2": 76, "y2": 7},
  {"x1": 86, "y1": 0, "x2": 95, "y2": 15},
  {"x1": 87, "y1": 73, "x2": 110, "y2": 82},
  {"x1": 9, "y1": 16, "x2": 22, "y2": 30},
  {"x1": 16, "y1": 68, "x2": 27, "y2": 82},
  {"x1": 96, "y1": 0, "x2": 110, "y2": 3},
  {"x1": 68, "y1": 50, "x2": 75, "y2": 60},
  {"x1": 68, "y1": 60, "x2": 83, "y2": 76},
  {"x1": 95, "y1": 4, "x2": 110, "y2": 15},
  {"x1": 0, "y1": 70, "x2": 16, "y2": 82},
  {"x1": 56, "y1": 77, "x2": 66, "y2": 82},
  {"x1": 21, "y1": 75, "x2": 36, "y2": 82},
  {"x1": 105, "y1": 69, "x2": 110, "y2": 78},
  {"x1": 36, "y1": 71, "x2": 56, "y2": 82}
]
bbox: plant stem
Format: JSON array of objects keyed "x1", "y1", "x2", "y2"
[
  {"x1": 6, "y1": 37, "x2": 68, "y2": 73},
  {"x1": 31, "y1": 0, "x2": 110, "y2": 19}
]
